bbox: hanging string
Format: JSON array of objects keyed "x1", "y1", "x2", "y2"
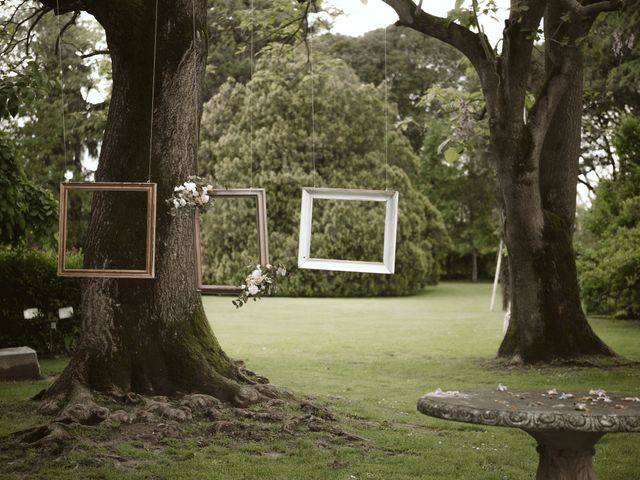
[
  {"x1": 192, "y1": 0, "x2": 199, "y2": 171},
  {"x1": 147, "y1": 0, "x2": 159, "y2": 182},
  {"x1": 54, "y1": 0, "x2": 68, "y2": 180},
  {"x1": 309, "y1": 28, "x2": 317, "y2": 187},
  {"x1": 249, "y1": 0, "x2": 254, "y2": 188},
  {"x1": 384, "y1": 25, "x2": 389, "y2": 191}
]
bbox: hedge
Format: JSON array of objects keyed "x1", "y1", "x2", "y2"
[{"x1": 0, "y1": 249, "x2": 81, "y2": 355}]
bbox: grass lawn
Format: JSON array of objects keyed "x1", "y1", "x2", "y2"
[{"x1": 1, "y1": 282, "x2": 640, "y2": 479}]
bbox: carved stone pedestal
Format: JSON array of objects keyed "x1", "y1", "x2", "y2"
[
  {"x1": 528, "y1": 431, "x2": 603, "y2": 480},
  {"x1": 417, "y1": 388, "x2": 640, "y2": 480}
]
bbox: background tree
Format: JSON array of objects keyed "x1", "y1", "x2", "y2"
[
  {"x1": 316, "y1": 27, "x2": 466, "y2": 151},
  {"x1": 418, "y1": 81, "x2": 499, "y2": 282},
  {"x1": 375, "y1": 0, "x2": 622, "y2": 362},
  {"x1": 318, "y1": 29, "x2": 500, "y2": 280},
  {"x1": 198, "y1": 48, "x2": 450, "y2": 296},
  {"x1": 1, "y1": 10, "x2": 109, "y2": 190},
  {"x1": 579, "y1": 0, "x2": 640, "y2": 194},
  {"x1": 0, "y1": 61, "x2": 58, "y2": 247},
  {"x1": 577, "y1": 116, "x2": 640, "y2": 319}
]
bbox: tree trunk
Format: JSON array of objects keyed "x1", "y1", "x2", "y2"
[
  {"x1": 41, "y1": 0, "x2": 260, "y2": 408},
  {"x1": 471, "y1": 249, "x2": 478, "y2": 282},
  {"x1": 496, "y1": 3, "x2": 615, "y2": 362}
]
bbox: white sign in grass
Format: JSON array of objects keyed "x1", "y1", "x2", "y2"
[{"x1": 297, "y1": 187, "x2": 399, "y2": 274}]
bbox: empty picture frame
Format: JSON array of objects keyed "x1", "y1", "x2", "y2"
[
  {"x1": 57, "y1": 182, "x2": 157, "y2": 278},
  {"x1": 195, "y1": 188, "x2": 269, "y2": 294},
  {"x1": 297, "y1": 187, "x2": 399, "y2": 274}
]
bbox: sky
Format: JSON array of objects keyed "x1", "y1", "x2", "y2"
[{"x1": 325, "y1": 0, "x2": 508, "y2": 46}]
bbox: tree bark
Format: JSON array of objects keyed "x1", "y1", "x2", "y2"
[
  {"x1": 40, "y1": 0, "x2": 260, "y2": 408},
  {"x1": 496, "y1": 2, "x2": 615, "y2": 362}
]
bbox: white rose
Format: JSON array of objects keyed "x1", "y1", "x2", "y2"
[
  {"x1": 174, "y1": 186, "x2": 182, "y2": 192},
  {"x1": 247, "y1": 284, "x2": 259, "y2": 295},
  {"x1": 250, "y1": 270, "x2": 262, "y2": 285},
  {"x1": 173, "y1": 199, "x2": 180, "y2": 208},
  {"x1": 202, "y1": 194, "x2": 210, "y2": 203},
  {"x1": 277, "y1": 267, "x2": 286, "y2": 276},
  {"x1": 179, "y1": 198, "x2": 187, "y2": 207},
  {"x1": 184, "y1": 181, "x2": 197, "y2": 192}
]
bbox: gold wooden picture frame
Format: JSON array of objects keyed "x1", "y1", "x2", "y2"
[
  {"x1": 57, "y1": 182, "x2": 157, "y2": 278},
  {"x1": 195, "y1": 188, "x2": 269, "y2": 295}
]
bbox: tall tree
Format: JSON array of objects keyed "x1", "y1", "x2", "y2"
[
  {"x1": 13, "y1": 0, "x2": 271, "y2": 414},
  {"x1": 375, "y1": 0, "x2": 621, "y2": 362}
]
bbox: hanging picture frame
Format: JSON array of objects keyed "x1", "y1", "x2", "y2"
[
  {"x1": 297, "y1": 187, "x2": 399, "y2": 274},
  {"x1": 57, "y1": 182, "x2": 157, "y2": 278},
  {"x1": 195, "y1": 188, "x2": 269, "y2": 294}
]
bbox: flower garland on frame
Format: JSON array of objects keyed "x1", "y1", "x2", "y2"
[
  {"x1": 233, "y1": 263, "x2": 290, "y2": 308},
  {"x1": 167, "y1": 176, "x2": 214, "y2": 214}
]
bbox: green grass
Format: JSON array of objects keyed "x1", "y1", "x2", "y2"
[{"x1": 2, "y1": 282, "x2": 640, "y2": 479}]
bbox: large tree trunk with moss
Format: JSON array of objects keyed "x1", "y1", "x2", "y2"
[
  {"x1": 39, "y1": 0, "x2": 260, "y2": 410},
  {"x1": 384, "y1": 0, "x2": 619, "y2": 362}
]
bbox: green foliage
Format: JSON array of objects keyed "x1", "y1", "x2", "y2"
[
  {"x1": 199, "y1": 47, "x2": 450, "y2": 296},
  {"x1": 1, "y1": 13, "x2": 109, "y2": 190},
  {"x1": 577, "y1": 116, "x2": 640, "y2": 319},
  {"x1": 578, "y1": 228, "x2": 640, "y2": 319},
  {"x1": 0, "y1": 133, "x2": 57, "y2": 247},
  {"x1": 580, "y1": 0, "x2": 640, "y2": 190},
  {"x1": 0, "y1": 60, "x2": 52, "y2": 120},
  {"x1": 316, "y1": 27, "x2": 496, "y2": 281},
  {"x1": 0, "y1": 249, "x2": 81, "y2": 354},
  {"x1": 316, "y1": 27, "x2": 467, "y2": 150},
  {"x1": 204, "y1": 0, "x2": 336, "y2": 100},
  {"x1": 417, "y1": 87, "x2": 498, "y2": 280}
]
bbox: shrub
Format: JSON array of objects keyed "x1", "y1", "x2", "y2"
[
  {"x1": 577, "y1": 227, "x2": 640, "y2": 319},
  {"x1": 576, "y1": 116, "x2": 640, "y2": 319},
  {"x1": 198, "y1": 48, "x2": 450, "y2": 296},
  {"x1": 0, "y1": 249, "x2": 81, "y2": 354}
]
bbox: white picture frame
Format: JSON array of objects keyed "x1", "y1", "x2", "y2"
[{"x1": 297, "y1": 187, "x2": 399, "y2": 274}]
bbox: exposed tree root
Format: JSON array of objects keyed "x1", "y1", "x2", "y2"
[{"x1": 3, "y1": 385, "x2": 362, "y2": 464}]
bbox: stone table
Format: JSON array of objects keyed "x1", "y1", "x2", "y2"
[{"x1": 417, "y1": 388, "x2": 640, "y2": 480}]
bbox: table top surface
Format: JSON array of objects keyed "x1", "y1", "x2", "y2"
[{"x1": 417, "y1": 388, "x2": 640, "y2": 433}]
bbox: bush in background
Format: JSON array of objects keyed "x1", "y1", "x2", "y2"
[
  {"x1": 199, "y1": 48, "x2": 450, "y2": 296},
  {"x1": 0, "y1": 249, "x2": 81, "y2": 354},
  {"x1": 577, "y1": 116, "x2": 640, "y2": 319}
]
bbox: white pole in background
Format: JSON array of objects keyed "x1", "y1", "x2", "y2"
[{"x1": 490, "y1": 239, "x2": 504, "y2": 312}]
